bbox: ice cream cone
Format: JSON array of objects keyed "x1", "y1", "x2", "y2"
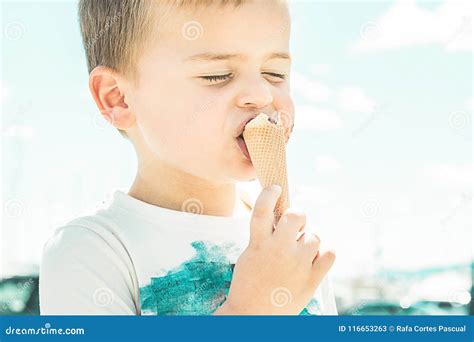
[{"x1": 243, "y1": 113, "x2": 290, "y2": 223}]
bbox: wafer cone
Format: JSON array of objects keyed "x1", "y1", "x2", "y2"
[{"x1": 243, "y1": 113, "x2": 290, "y2": 223}]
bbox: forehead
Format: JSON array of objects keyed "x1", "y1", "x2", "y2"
[{"x1": 150, "y1": 1, "x2": 291, "y2": 59}]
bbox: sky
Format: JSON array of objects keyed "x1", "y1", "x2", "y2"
[{"x1": 1, "y1": 0, "x2": 472, "y2": 289}]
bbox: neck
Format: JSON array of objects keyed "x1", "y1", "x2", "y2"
[{"x1": 128, "y1": 159, "x2": 237, "y2": 217}]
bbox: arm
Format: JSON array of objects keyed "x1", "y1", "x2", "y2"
[
  {"x1": 212, "y1": 301, "x2": 236, "y2": 315},
  {"x1": 40, "y1": 226, "x2": 137, "y2": 315}
]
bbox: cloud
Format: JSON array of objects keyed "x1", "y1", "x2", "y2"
[
  {"x1": 308, "y1": 63, "x2": 332, "y2": 76},
  {"x1": 418, "y1": 163, "x2": 473, "y2": 188},
  {"x1": 350, "y1": 0, "x2": 473, "y2": 53},
  {"x1": 338, "y1": 86, "x2": 378, "y2": 113},
  {"x1": 2, "y1": 124, "x2": 34, "y2": 138},
  {"x1": 292, "y1": 75, "x2": 379, "y2": 130},
  {"x1": 294, "y1": 104, "x2": 343, "y2": 131},
  {"x1": 291, "y1": 71, "x2": 331, "y2": 103}
]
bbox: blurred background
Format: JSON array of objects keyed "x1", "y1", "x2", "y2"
[{"x1": 1, "y1": 0, "x2": 472, "y2": 315}]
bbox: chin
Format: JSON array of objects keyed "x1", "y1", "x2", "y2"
[{"x1": 229, "y1": 159, "x2": 256, "y2": 182}]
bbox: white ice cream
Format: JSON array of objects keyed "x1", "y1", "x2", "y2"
[{"x1": 245, "y1": 113, "x2": 276, "y2": 129}]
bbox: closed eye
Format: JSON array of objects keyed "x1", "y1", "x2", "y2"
[
  {"x1": 262, "y1": 72, "x2": 286, "y2": 80},
  {"x1": 199, "y1": 72, "x2": 287, "y2": 84},
  {"x1": 200, "y1": 74, "x2": 233, "y2": 83}
]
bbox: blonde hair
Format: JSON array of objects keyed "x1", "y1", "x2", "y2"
[{"x1": 78, "y1": 0, "x2": 248, "y2": 79}]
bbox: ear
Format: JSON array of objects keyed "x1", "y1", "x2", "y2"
[{"x1": 89, "y1": 66, "x2": 135, "y2": 130}]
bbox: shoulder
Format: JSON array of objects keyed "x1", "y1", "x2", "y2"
[
  {"x1": 41, "y1": 214, "x2": 137, "y2": 279},
  {"x1": 40, "y1": 216, "x2": 139, "y2": 314},
  {"x1": 43, "y1": 215, "x2": 123, "y2": 257}
]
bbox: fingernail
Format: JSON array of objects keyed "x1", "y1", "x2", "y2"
[{"x1": 271, "y1": 184, "x2": 282, "y2": 194}]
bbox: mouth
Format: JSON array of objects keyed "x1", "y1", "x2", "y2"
[
  {"x1": 235, "y1": 114, "x2": 260, "y2": 162},
  {"x1": 235, "y1": 114, "x2": 258, "y2": 138},
  {"x1": 236, "y1": 134, "x2": 251, "y2": 161}
]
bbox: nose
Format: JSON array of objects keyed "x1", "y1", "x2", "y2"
[{"x1": 235, "y1": 76, "x2": 274, "y2": 109}]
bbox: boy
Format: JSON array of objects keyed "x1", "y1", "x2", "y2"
[{"x1": 40, "y1": 0, "x2": 337, "y2": 315}]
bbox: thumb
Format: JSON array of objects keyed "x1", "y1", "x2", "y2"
[{"x1": 249, "y1": 185, "x2": 282, "y2": 246}]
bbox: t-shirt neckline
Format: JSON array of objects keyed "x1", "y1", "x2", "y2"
[{"x1": 110, "y1": 190, "x2": 252, "y2": 226}]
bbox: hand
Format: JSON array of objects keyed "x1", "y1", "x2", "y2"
[{"x1": 218, "y1": 185, "x2": 335, "y2": 315}]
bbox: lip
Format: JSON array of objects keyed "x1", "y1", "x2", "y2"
[
  {"x1": 236, "y1": 135, "x2": 251, "y2": 161},
  {"x1": 235, "y1": 112, "x2": 270, "y2": 162},
  {"x1": 235, "y1": 114, "x2": 259, "y2": 138}
]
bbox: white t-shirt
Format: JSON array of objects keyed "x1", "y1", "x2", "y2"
[{"x1": 39, "y1": 190, "x2": 337, "y2": 315}]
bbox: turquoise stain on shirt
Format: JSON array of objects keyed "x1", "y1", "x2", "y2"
[
  {"x1": 140, "y1": 241, "x2": 234, "y2": 315},
  {"x1": 140, "y1": 240, "x2": 322, "y2": 315},
  {"x1": 301, "y1": 298, "x2": 323, "y2": 315}
]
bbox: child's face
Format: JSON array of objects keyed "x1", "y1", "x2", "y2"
[{"x1": 127, "y1": 1, "x2": 293, "y2": 183}]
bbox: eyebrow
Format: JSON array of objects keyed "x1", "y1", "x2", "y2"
[{"x1": 184, "y1": 52, "x2": 291, "y2": 62}]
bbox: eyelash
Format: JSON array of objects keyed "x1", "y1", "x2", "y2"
[
  {"x1": 200, "y1": 72, "x2": 286, "y2": 83},
  {"x1": 202, "y1": 74, "x2": 233, "y2": 82}
]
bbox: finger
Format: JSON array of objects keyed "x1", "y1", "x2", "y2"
[
  {"x1": 275, "y1": 209, "x2": 306, "y2": 241},
  {"x1": 310, "y1": 249, "x2": 336, "y2": 285},
  {"x1": 297, "y1": 232, "x2": 321, "y2": 261},
  {"x1": 250, "y1": 185, "x2": 282, "y2": 246}
]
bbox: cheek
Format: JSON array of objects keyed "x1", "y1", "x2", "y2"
[
  {"x1": 138, "y1": 91, "x2": 226, "y2": 156},
  {"x1": 274, "y1": 90, "x2": 295, "y2": 132},
  {"x1": 133, "y1": 95, "x2": 188, "y2": 158}
]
